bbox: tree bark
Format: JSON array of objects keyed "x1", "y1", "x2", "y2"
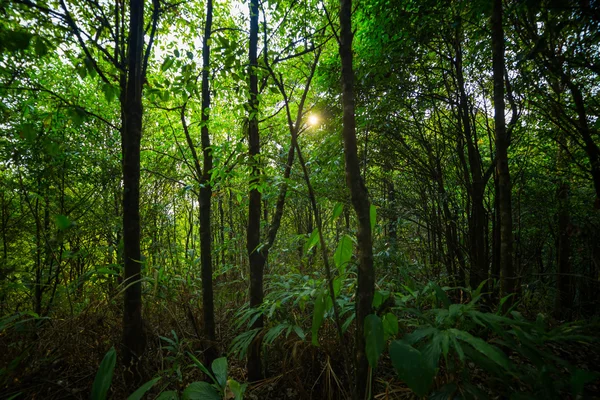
[
  {"x1": 339, "y1": 0, "x2": 375, "y2": 397},
  {"x1": 491, "y1": 0, "x2": 515, "y2": 304},
  {"x1": 555, "y1": 143, "x2": 572, "y2": 318},
  {"x1": 122, "y1": 0, "x2": 145, "y2": 378},
  {"x1": 199, "y1": 0, "x2": 217, "y2": 368},
  {"x1": 247, "y1": 0, "x2": 266, "y2": 382}
]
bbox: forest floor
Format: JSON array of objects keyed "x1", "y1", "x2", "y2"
[{"x1": 1, "y1": 295, "x2": 600, "y2": 400}]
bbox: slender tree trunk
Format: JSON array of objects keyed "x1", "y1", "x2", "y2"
[
  {"x1": 555, "y1": 143, "x2": 572, "y2": 318},
  {"x1": 122, "y1": 0, "x2": 145, "y2": 377},
  {"x1": 247, "y1": 0, "x2": 266, "y2": 381},
  {"x1": 199, "y1": 0, "x2": 217, "y2": 367},
  {"x1": 492, "y1": 0, "x2": 515, "y2": 305},
  {"x1": 454, "y1": 34, "x2": 488, "y2": 290},
  {"x1": 339, "y1": 0, "x2": 375, "y2": 397}
]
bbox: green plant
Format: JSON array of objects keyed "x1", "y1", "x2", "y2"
[
  {"x1": 364, "y1": 283, "x2": 599, "y2": 399},
  {"x1": 160, "y1": 330, "x2": 188, "y2": 383},
  {"x1": 90, "y1": 347, "x2": 160, "y2": 400},
  {"x1": 185, "y1": 355, "x2": 246, "y2": 400}
]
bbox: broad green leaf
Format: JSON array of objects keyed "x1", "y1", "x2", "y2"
[
  {"x1": 404, "y1": 327, "x2": 437, "y2": 345},
  {"x1": 422, "y1": 332, "x2": 442, "y2": 370},
  {"x1": 182, "y1": 382, "x2": 220, "y2": 400},
  {"x1": 372, "y1": 291, "x2": 383, "y2": 309},
  {"x1": 333, "y1": 277, "x2": 342, "y2": 297},
  {"x1": 161, "y1": 57, "x2": 174, "y2": 71},
  {"x1": 390, "y1": 341, "x2": 435, "y2": 397},
  {"x1": 334, "y1": 234, "x2": 353, "y2": 273},
  {"x1": 54, "y1": 215, "x2": 71, "y2": 231},
  {"x1": 293, "y1": 325, "x2": 306, "y2": 341},
  {"x1": 369, "y1": 204, "x2": 376, "y2": 231},
  {"x1": 211, "y1": 357, "x2": 227, "y2": 388},
  {"x1": 382, "y1": 312, "x2": 399, "y2": 341},
  {"x1": 450, "y1": 329, "x2": 510, "y2": 370},
  {"x1": 127, "y1": 377, "x2": 161, "y2": 400},
  {"x1": 441, "y1": 331, "x2": 450, "y2": 360},
  {"x1": 433, "y1": 284, "x2": 451, "y2": 309},
  {"x1": 332, "y1": 202, "x2": 344, "y2": 219},
  {"x1": 155, "y1": 391, "x2": 178, "y2": 400},
  {"x1": 364, "y1": 314, "x2": 384, "y2": 368},
  {"x1": 102, "y1": 83, "x2": 117, "y2": 103},
  {"x1": 84, "y1": 57, "x2": 96, "y2": 77},
  {"x1": 304, "y1": 228, "x2": 320, "y2": 255},
  {"x1": 187, "y1": 352, "x2": 216, "y2": 383},
  {"x1": 91, "y1": 347, "x2": 116, "y2": 400},
  {"x1": 228, "y1": 379, "x2": 247, "y2": 400},
  {"x1": 311, "y1": 290, "x2": 326, "y2": 346},
  {"x1": 34, "y1": 37, "x2": 48, "y2": 57}
]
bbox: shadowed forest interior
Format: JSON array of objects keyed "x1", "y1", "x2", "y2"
[{"x1": 1, "y1": 0, "x2": 600, "y2": 398}]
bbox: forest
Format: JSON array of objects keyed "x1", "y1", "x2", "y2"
[{"x1": 0, "y1": 0, "x2": 599, "y2": 398}]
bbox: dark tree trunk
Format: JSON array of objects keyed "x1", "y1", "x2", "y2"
[
  {"x1": 122, "y1": 0, "x2": 145, "y2": 377},
  {"x1": 200, "y1": 0, "x2": 217, "y2": 368},
  {"x1": 339, "y1": 0, "x2": 375, "y2": 397},
  {"x1": 555, "y1": 143, "x2": 572, "y2": 318},
  {"x1": 492, "y1": 0, "x2": 515, "y2": 305},
  {"x1": 453, "y1": 31, "x2": 489, "y2": 290},
  {"x1": 247, "y1": 0, "x2": 266, "y2": 382}
]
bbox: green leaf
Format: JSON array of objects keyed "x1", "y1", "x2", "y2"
[
  {"x1": 369, "y1": 204, "x2": 376, "y2": 231},
  {"x1": 54, "y1": 215, "x2": 72, "y2": 230},
  {"x1": 293, "y1": 325, "x2": 306, "y2": 341},
  {"x1": 364, "y1": 314, "x2": 384, "y2": 368},
  {"x1": 372, "y1": 290, "x2": 383, "y2": 309},
  {"x1": 127, "y1": 377, "x2": 161, "y2": 400},
  {"x1": 404, "y1": 327, "x2": 437, "y2": 345},
  {"x1": 19, "y1": 123, "x2": 37, "y2": 141},
  {"x1": 102, "y1": 83, "x2": 117, "y2": 103},
  {"x1": 182, "y1": 382, "x2": 221, "y2": 400},
  {"x1": 334, "y1": 234, "x2": 353, "y2": 274},
  {"x1": 449, "y1": 329, "x2": 510, "y2": 371},
  {"x1": 433, "y1": 284, "x2": 451, "y2": 309},
  {"x1": 91, "y1": 347, "x2": 116, "y2": 400},
  {"x1": 422, "y1": 332, "x2": 442, "y2": 370},
  {"x1": 155, "y1": 391, "x2": 178, "y2": 400},
  {"x1": 333, "y1": 276, "x2": 342, "y2": 297},
  {"x1": 304, "y1": 228, "x2": 320, "y2": 255},
  {"x1": 84, "y1": 57, "x2": 97, "y2": 77},
  {"x1": 333, "y1": 202, "x2": 344, "y2": 219},
  {"x1": 390, "y1": 341, "x2": 435, "y2": 397},
  {"x1": 34, "y1": 37, "x2": 48, "y2": 57},
  {"x1": 188, "y1": 352, "x2": 216, "y2": 383},
  {"x1": 161, "y1": 57, "x2": 175, "y2": 71},
  {"x1": 228, "y1": 379, "x2": 247, "y2": 400},
  {"x1": 311, "y1": 290, "x2": 326, "y2": 346},
  {"x1": 211, "y1": 357, "x2": 227, "y2": 389},
  {"x1": 77, "y1": 64, "x2": 87, "y2": 79},
  {"x1": 382, "y1": 312, "x2": 399, "y2": 341}
]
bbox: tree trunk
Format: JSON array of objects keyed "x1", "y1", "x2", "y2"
[
  {"x1": 199, "y1": 0, "x2": 217, "y2": 368},
  {"x1": 339, "y1": 0, "x2": 375, "y2": 397},
  {"x1": 555, "y1": 143, "x2": 572, "y2": 318},
  {"x1": 492, "y1": 0, "x2": 515, "y2": 305},
  {"x1": 247, "y1": 0, "x2": 265, "y2": 382},
  {"x1": 122, "y1": 0, "x2": 145, "y2": 378}
]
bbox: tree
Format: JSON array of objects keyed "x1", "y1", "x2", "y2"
[
  {"x1": 491, "y1": 0, "x2": 515, "y2": 303},
  {"x1": 246, "y1": 0, "x2": 266, "y2": 381},
  {"x1": 339, "y1": 0, "x2": 375, "y2": 397}
]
